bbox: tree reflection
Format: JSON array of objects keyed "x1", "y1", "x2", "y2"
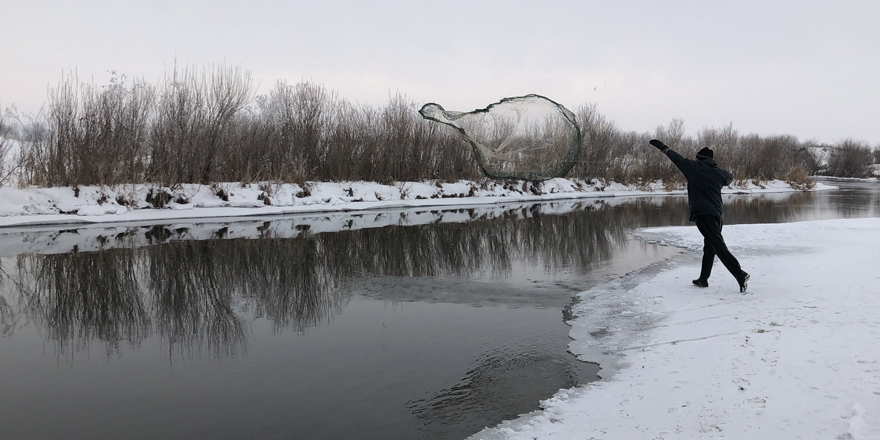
[
  {"x1": 724, "y1": 191, "x2": 815, "y2": 224},
  {"x1": 826, "y1": 184, "x2": 880, "y2": 218},
  {"x1": 0, "y1": 263, "x2": 15, "y2": 336},
  {"x1": 15, "y1": 249, "x2": 151, "y2": 355},
  {"x1": 0, "y1": 293, "x2": 14, "y2": 337},
  {"x1": 4, "y1": 191, "x2": 833, "y2": 358},
  {"x1": 168, "y1": 239, "x2": 350, "y2": 333},
  {"x1": 147, "y1": 242, "x2": 247, "y2": 357}
]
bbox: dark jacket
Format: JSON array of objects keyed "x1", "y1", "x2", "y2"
[{"x1": 664, "y1": 149, "x2": 733, "y2": 221}]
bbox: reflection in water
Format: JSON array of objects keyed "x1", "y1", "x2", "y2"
[
  {"x1": 146, "y1": 242, "x2": 248, "y2": 357},
  {"x1": 3, "y1": 199, "x2": 663, "y2": 357},
  {"x1": 15, "y1": 250, "x2": 151, "y2": 355},
  {"x1": 3, "y1": 189, "x2": 861, "y2": 358},
  {"x1": 825, "y1": 182, "x2": 880, "y2": 218},
  {"x1": 166, "y1": 239, "x2": 349, "y2": 333},
  {"x1": 330, "y1": 203, "x2": 631, "y2": 279},
  {"x1": 724, "y1": 191, "x2": 817, "y2": 224},
  {"x1": 0, "y1": 291, "x2": 14, "y2": 337}
]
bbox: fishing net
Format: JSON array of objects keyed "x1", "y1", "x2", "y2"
[{"x1": 420, "y1": 94, "x2": 581, "y2": 181}]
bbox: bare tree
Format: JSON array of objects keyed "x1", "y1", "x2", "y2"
[
  {"x1": 828, "y1": 140, "x2": 872, "y2": 178},
  {"x1": 12, "y1": 63, "x2": 875, "y2": 188},
  {"x1": 0, "y1": 108, "x2": 16, "y2": 185}
]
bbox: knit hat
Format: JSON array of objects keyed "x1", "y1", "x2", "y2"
[{"x1": 696, "y1": 147, "x2": 714, "y2": 159}]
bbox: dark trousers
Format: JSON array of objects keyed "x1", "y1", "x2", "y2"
[{"x1": 694, "y1": 215, "x2": 742, "y2": 281}]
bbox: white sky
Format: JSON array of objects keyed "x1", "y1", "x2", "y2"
[{"x1": 2, "y1": 0, "x2": 879, "y2": 144}]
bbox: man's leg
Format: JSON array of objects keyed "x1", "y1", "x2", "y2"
[
  {"x1": 698, "y1": 236, "x2": 716, "y2": 281},
  {"x1": 694, "y1": 215, "x2": 746, "y2": 284},
  {"x1": 691, "y1": 236, "x2": 714, "y2": 287}
]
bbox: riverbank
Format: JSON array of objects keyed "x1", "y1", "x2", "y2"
[
  {"x1": 0, "y1": 178, "x2": 834, "y2": 228},
  {"x1": 472, "y1": 217, "x2": 880, "y2": 440}
]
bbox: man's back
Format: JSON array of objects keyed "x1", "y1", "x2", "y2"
[{"x1": 663, "y1": 149, "x2": 732, "y2": 221}]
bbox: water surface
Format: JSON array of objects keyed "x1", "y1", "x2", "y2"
[{"x1": 0, "y1": 179, "x2": 877, "y2": 439}]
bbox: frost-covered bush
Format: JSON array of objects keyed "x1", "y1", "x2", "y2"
[
  {"x1": 827, "y1": 140, "x2": 873, "y2": 178},
  {"x1": 10, "y1": 62, "x2": 875, "y2": 187}
]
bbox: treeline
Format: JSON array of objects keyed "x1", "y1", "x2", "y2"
[
  {"x1": 576, "y1": 107, "x2": 879, "y2": 186},
  {"x1": 1, "y1": 64, "x2": 878, "y2": 188}
]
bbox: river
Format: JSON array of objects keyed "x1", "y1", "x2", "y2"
[{"x1": 0, "y1": 178, "x2": 877, "y2": 439}]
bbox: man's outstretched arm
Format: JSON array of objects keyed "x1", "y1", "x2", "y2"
[{"x1": 649, "y1": 139, "x2": 694, "y2": 176}]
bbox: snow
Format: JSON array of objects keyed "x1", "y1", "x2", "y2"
[
  {"x1": 472, "y1": 218, "x2": 880, "y2": 440},
  {"x1": 0, "y1": 178, "x2": 836, "y2": 229}
]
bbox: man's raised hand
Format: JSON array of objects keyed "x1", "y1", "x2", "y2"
[{"x1": 649, "y1": 139, "x2": 668, "y2": 150}]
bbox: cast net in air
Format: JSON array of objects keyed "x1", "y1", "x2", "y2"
[{"x1": 419, "y1": 95, "x2": 581, "y2": 181}]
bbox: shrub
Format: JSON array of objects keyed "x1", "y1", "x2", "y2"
[
  {"x1": 148, "y1": 64, "x2": 254, "y2": 186},
  {"x1": 33, "y1": 72, "x2": 156, "y2": 187},
  {"x1": 11, "y1": 63, "x2": 876, "y2": 187},
  {"x1": 827, "y1": 140, "x2": 872, "y2": 178},
  {"x1": 145, "y1": 188, "x2": 172, "y2": 208},
  {"x1": 785, "y1": 166, "x2": 815, "y2": 190},
  {"x1": 571, "y1": 103, "x2": 618, "y2": 180}
]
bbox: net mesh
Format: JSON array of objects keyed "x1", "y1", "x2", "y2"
[{"x1": 420, "y1": 95, "x2": 581, "y2": 181}]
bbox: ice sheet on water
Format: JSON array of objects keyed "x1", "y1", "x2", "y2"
[{"x1": 419, "y1": 95, "x2": 581, "y2": 181}]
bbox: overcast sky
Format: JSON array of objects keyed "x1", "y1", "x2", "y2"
[{"x1": 2, "y1": 0, "x2": 878, "y2": 144}]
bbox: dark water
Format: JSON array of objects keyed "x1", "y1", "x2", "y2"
[{"x1": 0, "y1": 179, "x2": 877, "y2": 440}]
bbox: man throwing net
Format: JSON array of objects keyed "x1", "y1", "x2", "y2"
[{"x1": 650, "y1": 139, "x2": 750, "y2": 293}]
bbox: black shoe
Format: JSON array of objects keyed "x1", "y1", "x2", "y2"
[
  {"x1": 738, "y1": 271, "x2": 750, "y2": 293},
  {"x1": 692, "y1": 279, "x2": 708, "y2": 288}
]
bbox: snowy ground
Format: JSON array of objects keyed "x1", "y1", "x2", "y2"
[
  {"x1": 0, "y1": 178, "x2": 834, "y2": 228},
  {"x1": 472, "y1": 218, "x2": 880, "y2": 440}
]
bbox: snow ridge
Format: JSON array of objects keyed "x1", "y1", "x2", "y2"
[{"x1": 0, "y1": 178, "x2": 835, "y2": 229}]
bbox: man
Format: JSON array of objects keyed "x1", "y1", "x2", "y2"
[{"x1": 649, "y1": 139, "x2": 750, "y2": 293}]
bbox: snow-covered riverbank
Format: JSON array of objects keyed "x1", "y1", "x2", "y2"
[
  {"x1": 0, "y1": 178, "x2": 834, "y2": 228},
  {"x1": 473, "y1": 217, "x2": 880, "y2": 440}
]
